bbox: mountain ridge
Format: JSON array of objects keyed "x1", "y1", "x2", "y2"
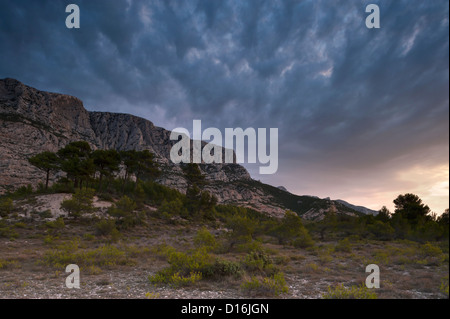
[{"x1": 0, "y1": 78, "x2": 371, "y2": 220}]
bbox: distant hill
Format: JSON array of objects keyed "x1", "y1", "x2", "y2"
[{"x1": 335, "y1": 199, "x2": 379, "y2": 216}]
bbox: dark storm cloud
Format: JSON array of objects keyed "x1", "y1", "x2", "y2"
[{"x1": 0, "y1": 0, "x2": 448, "y2": 211}]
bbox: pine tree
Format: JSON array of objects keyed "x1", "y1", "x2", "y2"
[
  {"x1": 28, "y1": 151, "x2": 59, "y2": 189},
  {"x1": 91, "y1": 149, "x2": 120, "y2": 190},
  {"x1": 57, "y1": 141, "x2": 94, "y2": 188}
]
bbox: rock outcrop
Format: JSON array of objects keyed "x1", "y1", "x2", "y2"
[{"x1": 0, "y1": 78, "x2": 362, "y2": 219}]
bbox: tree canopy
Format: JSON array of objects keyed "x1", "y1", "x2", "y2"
[{"x1": 393, "y1": 193, "x2": 431, "y2": 225}]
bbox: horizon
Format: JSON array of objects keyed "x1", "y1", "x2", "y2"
[{"x1": 0, "y1": 0, "x2": 448, "y2": 215}]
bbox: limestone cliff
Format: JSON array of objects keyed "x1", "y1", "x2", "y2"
[{"x1": 0, "y1": 78, "x2": 361, "y2": 219}]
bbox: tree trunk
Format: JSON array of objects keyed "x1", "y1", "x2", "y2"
[
  {"x1": 45, "y1": 169, "x2": 50, "y2": 189},
  {"x1": 98, "y1": 173, "x2": 103, "y2": 191},
  {"x1": 122, "y1": 171, "x2": 129, "y2": 194}
]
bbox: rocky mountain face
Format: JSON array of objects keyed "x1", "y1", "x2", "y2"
[
  {"x1": 0, "y1": 78, "x2": 363, "y2": 220},
  {"x1": 335, "y1": 199, "x2": 379, "y2": 216}
]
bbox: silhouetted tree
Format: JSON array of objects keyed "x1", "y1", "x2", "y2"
[
  {"x1": 438, "y1": 209, "x2": 449, "y2": 225},
  {"x1": 376, "y1": 206, "x2": 391, "y2": 223},
  {"x1": 393, "y1": 193, "x2": 431, "y2": 226}
]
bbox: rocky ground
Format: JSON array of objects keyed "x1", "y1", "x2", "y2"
[{"x1": 0, "y1": 194, "x2": 448, "y2": 299}]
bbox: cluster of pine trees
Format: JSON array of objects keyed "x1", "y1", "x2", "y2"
[{"x1": 28, "y1": 141, "x2": 160, "y2": 190}]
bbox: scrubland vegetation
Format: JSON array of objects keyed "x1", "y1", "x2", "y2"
[{"x1": 0, "y1": 142, "x2": 448, "y2": 299}]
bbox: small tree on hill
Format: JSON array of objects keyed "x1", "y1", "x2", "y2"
[
  {"x1": 60, "y1": 188, "x2": 96, "y2": 219},
  {"x1": 0, "y1": 198, "x2": 13, "y2": 217},
  {"x1": 376, "y1": 206, "x2": 391, "y2": 223},
  {"x1": 272, "y1": 210, "x2": 314, "y2": 248},
  {"x1": 107, "y1": 195, "x2": 137, "y2": 223},
  {"x1": 28, "y1": 151, "x2": 59, "y2": 189},
  {"x1": 393, "y1": 193, "x2": 431, "y2": 226}
]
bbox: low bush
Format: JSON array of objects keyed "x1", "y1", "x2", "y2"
[
  {"x1": 42, "y1": 240, "x2": 135, "y2": 269},
  {"x1": 45, "y1": 217, "x2": 65, "y2": 230},
  {"x1": 0, "y1": 259, "x2": 19, "y2": 270},
  {"x1": 418, "y1": 242, "x2": 445, "y2": 265},
  {"x1": 95, "y1": 219, "x2": 119, "y2": 237},
  {"x1": 0, "y1": 220, "x2": 18, "y2": 240},
  {"x1": 241, "y1": 272, "x2": 289, "y2": 297},
  {"x1": 0, "y1": 197, "x2": 13, "y2": 217},
  {"x1": 322, "y1": 284, "x2": 377, "y2": 299},
  {"x1": 335, "y1": 238, "x2": 352, "y2": 253},
  {"x1": 242, "y1": 250, "x2": 276, "y2": 275},
  {"x1": 440, "y1": 276, "x2": 449, "y2": 298},
  {"x1": 194, "y1": 227, "x2": 217, "y2": 251},
  {"x1": 202, "y1": 259, "x2": 243, "y2": 279}
]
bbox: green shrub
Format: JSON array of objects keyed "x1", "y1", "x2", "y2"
[
  {"x1": 83, "y1": 233, "x2": 96, "y2": 241},
  {"x1": 43, "y1": 235, "x2": 58, "y2": 245},
  {"x1": 153, "y1": 244, "x2": 243, "y2": 282},
  {"x1": 37, "y1": 210, "x2": 52, "y2": 219},
  {"x1": 241, "y1": 272, "x2": 289, "y2": 297},
  {"x1": 242, "y1": 250, "x2": 276, "y2": 275},
  {"x1": 0, "y1": 221, "x2": 18, "y2": 240},
  {"x1": 51, "y1": 179, "x2": 75, "y2": 193},
  {"x1": 108, "y1": 196, "x2": 145, "y2": 229},
  {"x1": 45, "y1": 217, "x2": 65, "y2": 230},
  {"x1": 0, "y1": 259, "x2": 19, "y2": 270},
  {"x1": 271, "y1": 211, "x2": 314, "y2": 248},
  {"x1": 170, "y1": 272, "x2": 202, "y2": 287},
  {"x1": 0, "y1": 198, "x2": 13, "y2": 217},
  {"x1": 157, "y1": 199, "x2": 189, "y2": 219},
  {"x1": 202, "y1": 259, "x2": 243, "y2": 279},
  {"x1": 226, "y1": 214, "x2": 257, "y2": 247},
  {"x1": 236, "y1": 240, "x2": 264, "y2": 253},
  {"x1": 419, "y1": 242, "x2": 445, "y2": 265},
  {"x1": 149, "y1": 268, "x2": 173, "y2": 285},
  {"x1": 292, "y1": 227, "x2": 315, "y2": 248},
  {"x1": 14, "y1": 222, "x2": 28, "y2": 229},
  {"x1": 42, "y1": 240, "x2": 135, "y2": 269},
  {"x1": 60, "y1": 188, "x2": 96, "y2": 219},
  {"x1": 167, "y1": 247, "x2": 214, "y2": 274},
  {"x1": 420, "y1": 242, "x2": 443, "y2": 257},
  {"x1": 194, "y1": 227, "x2": 217, "y2": 251},
  {"x1": 368, "y1": 221, "x2": 395, "y2": 240},
  {"x1": 440, "y1": 276, "x2": 449, "y2": 298},
  {"x1": 108, "y1": 196, "x2": 136, "y2": 218},
  {"x1": 97, "y1": 193, "x2": 114, "y2": 202},
  {"x1": 322, "y1": 284, "x2": 377, "y2": 299},
  {"x1": 95, "y1": 219, "x2": 119, "y2": 237},
  {"x1": 335, "y1": 238, "x2": 352, "y2": 253},
  {"x1": 13, "y1": 185, "x2": 33, "y2": 197}
]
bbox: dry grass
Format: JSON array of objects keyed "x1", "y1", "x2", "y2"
[{"x1": 0, "y1": 210, "x2": 448, "y2": 299}]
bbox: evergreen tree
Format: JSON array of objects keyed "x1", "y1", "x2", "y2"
[
  {"x1": 57, "y1": 141, "x2": 94, "y2": 188},
  {"x1": 393, "y1": 193, "x2": 431, "y2": 226},
  {"x1": 134, "y1": 150, "x2": 160, "y2": 183},
  {"x1": 91, "y1": 149, "x2": 120, "y2": 190},
  {"x1": 60, "y1": 187, "x2": 96, "y2": 219},
  {"x1": 376, "y1": 206, "x2": 391, "y2": 223},
  {"x1": 28, "y1": 151, "x2": 59, "y2": 189},
  {"x1": 182, "y1": 163, "x2": 206, "y2": 188}
]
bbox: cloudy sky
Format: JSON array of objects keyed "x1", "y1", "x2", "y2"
[{"x1": 0, "y1": 0, "x2": 448, "y2": 214}]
